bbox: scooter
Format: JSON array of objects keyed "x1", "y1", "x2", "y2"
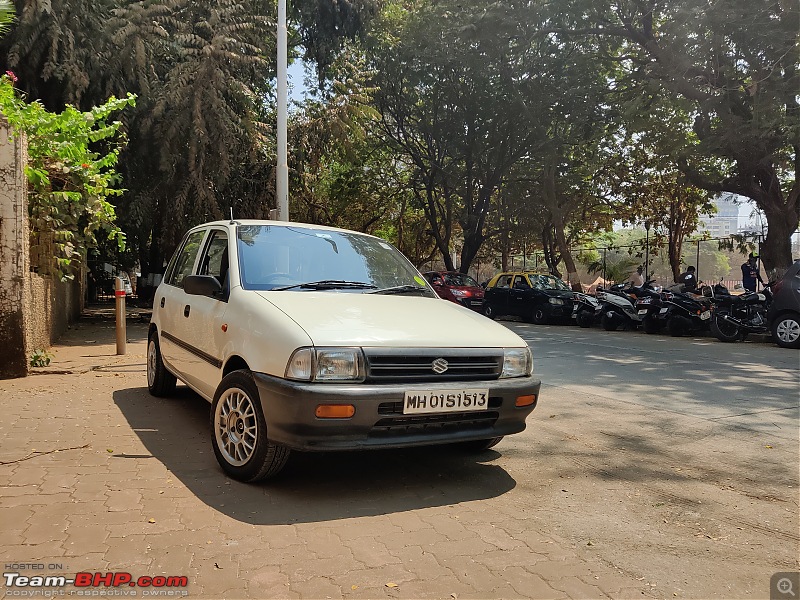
[
  {"x1": 572, "y1": 292, "x2": 603, "y2": 328},
  {"x1": 709, "y1": 283, "x2": 773, "y2": 342},
  {"x1": 596, "y1": 283, "x2": 643, "y2": 331},
  {"x1": 633, "y1": 281, "x2": 665, "y2": 334}
]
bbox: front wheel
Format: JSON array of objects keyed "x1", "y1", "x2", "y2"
[
  {"x1": 601, "y1": 312, "x2": 619, "y2": 331},
  {"x1": 772, "y1": 313, "x2": 800, "y2": 349},
  {"x1": 532, "y1": 308, "x2": 548, "y2": 325},
  {"x1": 211, "y1": 371, "x2": 290, "y2": 482},
  {"x1": 710, "y1": 314, "x2": 742, "y2": 343},
  {"x1": 666, "y1": 316, "x2": 686, "y2": 337},
  {"x1": 577, "y1": 311, "x2": 594, "y2": 328},
  {"x1": 642, "y1": 316, "x2": 661, "y2": 334},
  {"x1": 484, "y1": 304, "x2": 496, "y2": 320}
]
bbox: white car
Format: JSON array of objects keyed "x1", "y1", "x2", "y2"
[{"x1": 148, "y1": 220, "x2": 541, "y2": 482}]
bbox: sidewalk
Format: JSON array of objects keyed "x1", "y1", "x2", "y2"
[{"x1": 1, "y1": 313, "x2": 645, "y2": 599}]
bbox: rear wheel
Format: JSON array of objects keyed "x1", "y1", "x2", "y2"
[
  {"x1": 642, "y1": 316, "x2": 661, "y2": 334},
  {"x1": 147, "y1": 333, "x2": 177, "y2": 397},
  {"x1": 772, "y1": 313, "x2": 800, "y2": 349},
  {"x1": 710, "y1": 314, "x2": 742, "y2": 343},
  {"x1": 601, "y1": 312, "x2": 618, "y2": 331},
  {"x1": 211, "y1": 371, "x2": 290, "y2": 482},
  {"x1": 577, "y1": 311, "x2": 594, "y2": 328}
]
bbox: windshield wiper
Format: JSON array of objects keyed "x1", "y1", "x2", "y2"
[
  {"x1": 368, "y1": 285, "x2": 428, "y2": 295},
  {"x1": 272, "y1": 280, "x2": 377, "y2": 291}
]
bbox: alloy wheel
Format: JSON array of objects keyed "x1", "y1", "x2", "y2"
[
  {"x1": 776, "y1": 318, "x2": 800, "y2": 344},
  {"x1": 214, "y1": 387, "x2": 259, "y2": 466}
]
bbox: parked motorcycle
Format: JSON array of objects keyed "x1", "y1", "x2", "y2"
[
  {"x1": 572, "y1": 292, "x2": 603, "y2": 328},
  {"x1": 633, "y1": 282, "x2": 665, "y2": 334},
  {"x1": 655, "y1": 285, "x2": 713, "y2": 337},
  {"x1": 709, "y1": 283, "x2": 773, "y2": 342},
  {"x1": 596, "y1": 283, "x2": 643, "y2": 331}
]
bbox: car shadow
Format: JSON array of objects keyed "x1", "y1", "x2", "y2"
[{"x1": 113, "y1": 386, "x2": 517, "y2": 525}]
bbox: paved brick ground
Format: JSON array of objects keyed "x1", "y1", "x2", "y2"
[{"x1": 0, "y1": 317, "x2": 646, "y2": 599}]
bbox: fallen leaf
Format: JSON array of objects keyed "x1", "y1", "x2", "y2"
[
  {"x1": 107, "y1": 449, "x2": 114, "y2": 453},
  {"x1": 765, "y1": 445, "x2": 773, "y2": 449},
  {"x1": 351, "y1": 585, "x2": 358, "y2": 590},
  {"x1": 587, "y1": 541, "x2": 593, "y2": 546},
  {"x1": 451, "y1": 594, "x2": 457, "y2": 599},
  {"x1": 148, "y1": 518, "x2": 155, "y2": 523},
  {"x1": 214, "y1": 563, "x2": 222, "y2": 570},
  {"x1": 385, "y1": 583, "x2": 398, "y2": 588}
]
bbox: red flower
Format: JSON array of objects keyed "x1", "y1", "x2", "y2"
[
  {"x1": 5, "y1": 70, "x2": 18, "y2": 83},
  {"x1": 81, "y1": 163, "x2": 90, "y2": 169}
]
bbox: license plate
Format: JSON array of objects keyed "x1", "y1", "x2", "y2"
[
  {"x1": 403, "y1": 389, "x2": 489, "y2": 414},
  {"x1": 637, "y1": 309, "x2": 648, "y2": 315},
  {"x1": 471, "y1": 300, "x2": 483, "y2": 306},
  {"x1": 660, "y1": 308, "x2": 669, "y2": 313},
  {"x1": 700, "y1": 310, "x2": 711, "y2": 320}
]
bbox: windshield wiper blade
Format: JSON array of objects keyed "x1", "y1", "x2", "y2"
[
  {"x1": 273, "y1": 280, "x2": 377, "y2": 291},
  {"x1": 368, "y1": 285, "x2": 427, "y2": 295}
]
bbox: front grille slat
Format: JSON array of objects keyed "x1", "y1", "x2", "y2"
[
  {"x1": 369, "y1": 411, "x2": 500, "y2": 438},
  {"x1": 365, "y1": 349, "x2": 503, "y2": 383}
]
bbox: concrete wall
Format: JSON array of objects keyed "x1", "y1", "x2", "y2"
[{"x1": 0, "y1": 120, "x2": 83, "y2": 378}]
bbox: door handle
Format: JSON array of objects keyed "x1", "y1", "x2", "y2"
[
  {"x1": 160, "y1": 297, "x2": 165, "y2": 308},
  {"x1": 184, "y1": 305, "x2": 190, "y2": 318}
]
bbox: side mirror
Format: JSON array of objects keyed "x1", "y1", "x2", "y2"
[{"x1": 184, "y1": 274, "x2": 223, "y2": 298}]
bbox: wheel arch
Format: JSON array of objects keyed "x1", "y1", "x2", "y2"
[{"x1": 223, "y1": 355, "x2": 251, "y2": 377}]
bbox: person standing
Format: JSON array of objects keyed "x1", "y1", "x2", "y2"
[
  {"x1": 678, "y1": 265, "x2": 698, "y2": 291},
  {"x1": 741, "y1": 252, "x2": 764, "y2": 292},
  {"x1": 628, "y1": 265, "x2": 645, "y2": 287}
]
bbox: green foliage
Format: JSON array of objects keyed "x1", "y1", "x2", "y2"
[
  {"x1": 29, "y1": 349, "x2": 53, "y2": 367},
  {"x1": 0, "y1": 74, "x2": 135, "y2": 279}
]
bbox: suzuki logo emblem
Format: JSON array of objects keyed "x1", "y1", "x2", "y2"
[{"x1": 431, "y1": 358, "x2": 449, "y2": 374}]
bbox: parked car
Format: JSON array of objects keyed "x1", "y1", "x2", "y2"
[
  {"x1": 767, "y1": 259, "x2": 800, "y2": 349},
  {"x1": 423, "y1": 270, "x2": 485, "y2": 312},
  {"x1": 483, "y1": 271, "x2": 574, "y2": 324},
  {"x1": 148, "y1": 221, "x2": 541, "y2": 482}
]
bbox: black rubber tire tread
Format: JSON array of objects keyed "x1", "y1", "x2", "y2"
[
  {"x1": 484, "y1": 304, "x2": 496, "y2": 319},
  {"x1": 210, "y1": 370, "x2": 290, "y2": 482},
  {"x1": 532, "y1": 308, "x2": 549, "y2": 325},
  {"x1": 710, "y1": 315, "x2": 741, "y2": 343},
  {"x1": 666, "y1": 317, "x2": 685, "y2": 337},
  {"x1": 147, "y1": 333, "x2": 177, "y2": 397},
  {"x1": 601, "y1": 313, "x2": 618, "y2": 331},
  {"x1": 459, "y1": 436, "x2": 504, "y2": 452},
  {"x1": 577, "y1": 312, "x2": 594, "y2": 328},
  {"x1": 771, "y1": 312, "x2": 800, "y2": 349},
  {"x1": 642, "y1": 317, "x2": 661, "y2": 334}
]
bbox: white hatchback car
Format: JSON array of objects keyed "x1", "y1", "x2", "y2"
[{"x1": 148, "y1": 220, "x2": 541, "y2": 481}]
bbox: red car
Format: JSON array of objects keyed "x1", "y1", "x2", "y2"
[{"x1": 423, "y1": 271, "x2": 485, "y2": 312}]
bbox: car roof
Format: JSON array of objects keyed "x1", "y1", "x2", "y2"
[{"x1": 188, "y1": 219, "x2": 385, "y2": 240}]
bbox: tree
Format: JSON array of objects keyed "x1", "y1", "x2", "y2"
[{"x1": 554, "y1": 0, "x2": 800, "y2": 276}]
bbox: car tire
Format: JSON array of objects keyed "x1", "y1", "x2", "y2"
[
  {"x1": 147, "y1": 332, "x2": 177, "y2": 397},
  {"x1": 484, "y1": 304, "x2": 496, "y2": 320},
  {"x1": 459, "y1": 436, "x2": 503, "y2": 452},
  {"x1": 772, "y1": 312, "x2": 800, "y2": 349},
  {"x1": 532, "y1": 308, "x2": 548, "y2": 325},
  {"x1": 211, "y1": 371, "x2": 290, "y2": 482},
  {"x1": 601, "y1": 312, "x2": 618, "y2": 331},
  {"x1": 577, "y1": 312, "x2": 594, "y2": 328}
]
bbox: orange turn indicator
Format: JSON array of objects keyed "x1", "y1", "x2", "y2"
[
  {"x1": 315, "y1": 404, "x2": 355, "y2": 418},
  {"x1": 515, "y1": 395, "x2": 536, "y2": 407}
]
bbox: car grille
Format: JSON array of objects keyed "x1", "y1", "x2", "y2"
[
  {"x1": 364, "y1": 349, "x2": 503, "y2": 383},
  {"x1": 370, "y1": 402, "x2": 501, "y2": 438}
]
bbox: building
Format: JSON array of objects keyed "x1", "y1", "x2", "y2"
[{"x1": 699, "y1": 196, "x2": 740, "y2": 238}]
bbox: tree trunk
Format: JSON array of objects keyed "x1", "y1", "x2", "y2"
[
  {"x1": 553, "y1": 215, "x2": 582, "y2": 291},
  {"x1": 761, "y1": 202, "x2": 797, "y2": 280}
]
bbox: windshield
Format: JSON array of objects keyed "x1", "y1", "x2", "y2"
[
  {"x1": 443, "y1": 273, "x2": 479, "y2": 287},
  {"x1": 529, "y1": 274, "x2": 571, "y2": 291},
  {"x1": 236, "y1": 225, "x2": 434, "y2": 295}
]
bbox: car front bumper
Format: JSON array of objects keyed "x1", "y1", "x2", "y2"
[{"x1": 252, "y1": 373, "x2": 541, "y2": 451}]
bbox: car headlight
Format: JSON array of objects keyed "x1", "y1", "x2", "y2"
[
  {"x1": 549, "y1": 297, "x2": 564, "y2": 305},
  {"x1": 285, "y1": 347, "x2": 365, "y2": 382},
  {"x1": 501, "y1": 347, "x2": 533, "y2": 378}
]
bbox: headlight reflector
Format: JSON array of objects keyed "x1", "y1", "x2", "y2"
[
  {"x1": 549, "y1": 297, "x2": 565, "y2": 305},
  {"x1": 285, "y1": 347, "x2": 365, "y2": 382},
  {"x1": 501, "y1": 347, "x2": 532, "y2": 378}
]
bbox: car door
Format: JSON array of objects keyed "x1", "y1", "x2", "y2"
[
  {"x1": 486, "y1": 274, "x2": 513, "y2": 316},
  {"x1": 178, "y1": 228, "x2": 231, "y2": 400},
  {"x1": 510, "y1": 275, "x2": 533, "y2": 317},
  {"x1": 157, "y1": 228, "x2": 208, "y2": 379}
]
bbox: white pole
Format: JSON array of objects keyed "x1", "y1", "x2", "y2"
[{"x1": 276, "y1": 0, "x2": 289, "y2": 221}]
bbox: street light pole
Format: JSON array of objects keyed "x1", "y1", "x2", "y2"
[{"x1": 276, "y1": 0, "x2": 289, "y2": 221}]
